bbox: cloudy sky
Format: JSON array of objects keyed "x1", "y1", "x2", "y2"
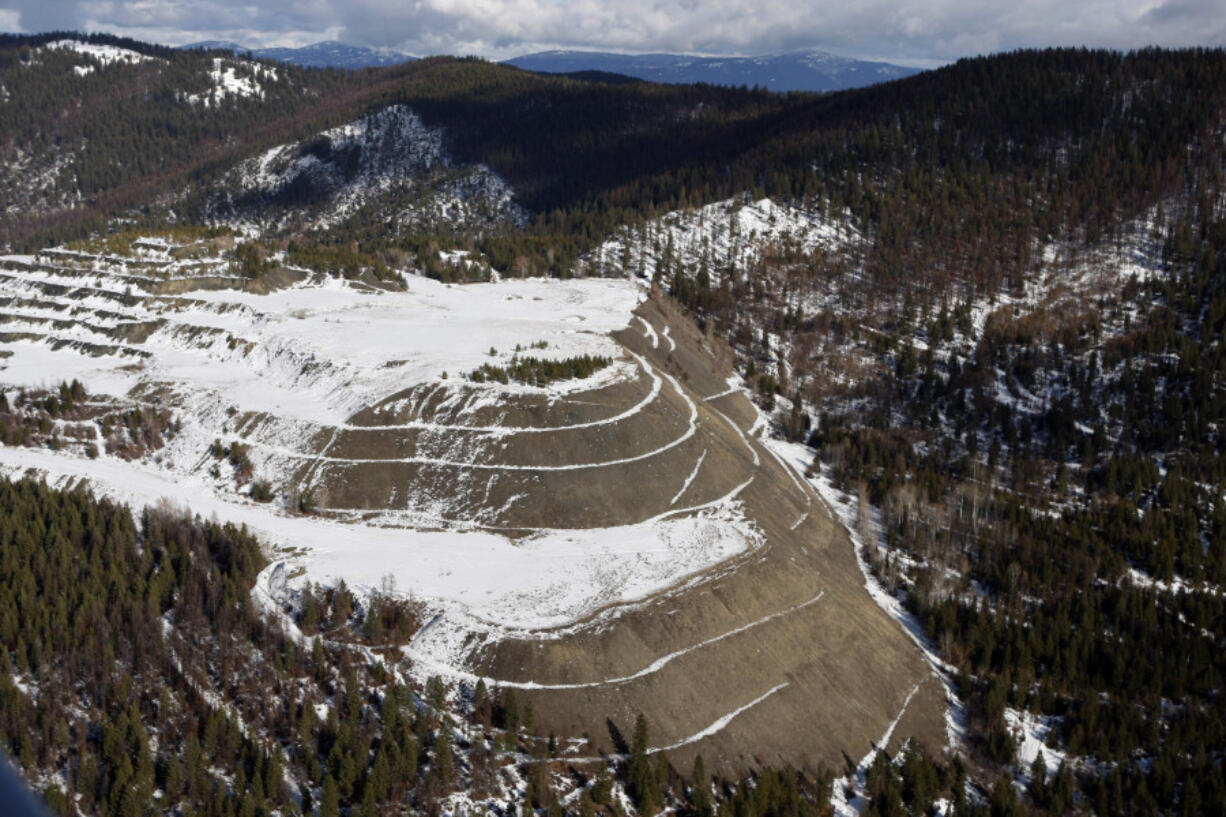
[{"x1": 0, "y1": 0, "x2": 1222, "y2": 65}]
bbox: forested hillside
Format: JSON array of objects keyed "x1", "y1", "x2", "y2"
[
  {"x1": 8, "y1": 37, "x2": 1223, "y2": 284},
  {"x1": 248, "y1": 48, "x2": 1226, "y2": 281},
  {"x1": 0, "y1": 33, "x2": 409, "y2": 247},
  {"x1": 633, "y1": 48, "x2": 1226, "y2": 817},
  {"x1": 802, "y1": 209, "x2": 1226, "y2": 815}
]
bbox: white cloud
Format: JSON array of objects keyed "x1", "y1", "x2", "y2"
[{"x1": 0, "y1": 0, "x2": 1222, "y2": 62}]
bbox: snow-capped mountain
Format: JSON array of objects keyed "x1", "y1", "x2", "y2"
[
  {"x1": 504, "y1": 49, "x2": 922, "y2": 92},
  {"x1": 181, "y1": 39, "x2": 415, "y2": 69}
]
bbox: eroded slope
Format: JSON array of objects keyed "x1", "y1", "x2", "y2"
[{"x1": 0, "y1": 242, "x2": 943, "y2": 774}]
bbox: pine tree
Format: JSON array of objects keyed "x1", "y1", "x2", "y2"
[
  {"x1": 690, "y1": 754, "x2": 712, "y2": 817},
  {"x1": 473, "y1": 679, "x2": 489, "y2": 725},
  {"x1": 433, "y1": 725, "x2": 453, "y2": 787},
  {"x1": 319, "y1": 774, "x2": 341, "y2": 817},
  {"x1": 627, "y1": 714, "x2": 660, "y2": 815},
  {"x1": 522, "y1": 783, "x2": 536, "y2": 817}
]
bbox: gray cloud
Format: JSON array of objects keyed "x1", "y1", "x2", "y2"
[{"x1": 1, "y1": 0, "x2": 1223, "y2": 64}]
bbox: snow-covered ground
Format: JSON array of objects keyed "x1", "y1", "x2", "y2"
[
  {"x1": 0, "y1": 443, "x2": 758, "y2": 638},
  {"x1": 0, "y1": 253, "x2": 651, "y2": 503},
  {"x1": 583, "y1": 196, "x2": 858, "y2": 281},
  {"x1": 1005, "y1": 707, "x2": 1065, "y2": 777},
  {"x1": 1126, "y1": 566, "x2": 1224, "y2": 597},
  {"x1": 188, "y1": 57, "x2": 278, "y2": 106},
  {"x1": 44, "y1": 39, "x2": 161, "y2": 68},
  {"x1": 828, "y1": 684, "x2": 921, "y2": 817},
  {"x1": 218, "y1": 105, "x2": 525, "y2": 232},
  {"x1": 0, "y1": 249, "x2": 772, "y2": 678},
  {"x1": 248, "y1": 106, "x2": 445, "y2": 192},
  {"x1": 0, "y1": 257, "x2": 639, "y2": 425}
]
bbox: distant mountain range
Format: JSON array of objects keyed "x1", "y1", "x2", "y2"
[
  {"x1": 180, "y1": 40, "x2": 415, "y2": 69},
  {"x1": 178, "y1": 40, "x2": 918, "y2": 91},
  {"x1": 503, "y1": 49, "x2": 923, "y2": 92}
]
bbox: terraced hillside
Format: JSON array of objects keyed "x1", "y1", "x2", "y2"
[{"x1": 0, "y1": 238, "x2": 944, "y2": 774}]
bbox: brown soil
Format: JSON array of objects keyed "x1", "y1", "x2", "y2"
[
  {"x1": 455, "y1": 294, "x2": 944, "y2": 775},
  {"x1": 214, "y1": 286, "x2": 947, "y2": 775}
]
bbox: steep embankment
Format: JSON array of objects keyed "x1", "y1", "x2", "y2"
[
  {"x1": 0, "y1": 240, "x2": 943, "y2": 774},
  {"x1": 469, "y1": 297, "x2": 946, "y2": 773}
]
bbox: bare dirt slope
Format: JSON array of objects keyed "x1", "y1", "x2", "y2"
[{"x1": 469, "y1": 295, "x2": 947, "y2": 775}]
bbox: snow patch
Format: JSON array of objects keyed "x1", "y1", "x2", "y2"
[
  {"x1": 584, "y1": 196, "x2": 857, "y2": 282},
  {"x1": 830, "y1": 685, "x2": 921, "y2": 817},
  {"x1": 1005, "y1": 708, "x2": 1065, "y2": 778},
  {"x1": 218, "y1": 105, "x2": 525, "y2": 233},
  {"x1": 187, "y1": 57, "x2": 277, "y2": 106},
  {"x1": 45, "y1": 39, "x2": 159, "y2": 68},
  {"x1": 651, "y1": 683, "x2": 789, "y2": 752},
  {"x1": 670, "y1": 449, "x2": 707, "y2": 505},
  {"x1": 0, "y1": 443, "x2": 762, "y2": 666}
]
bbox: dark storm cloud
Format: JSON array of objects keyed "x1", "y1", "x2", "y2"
[{"x1": 1, "y1": 0, "x2": 1223, "y2": 63}]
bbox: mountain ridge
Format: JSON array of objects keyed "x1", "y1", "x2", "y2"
[
  {"x1": 175, "y1": 38, "x2": 920, "y2": 90},
  {"x1": 504, "y1": 47, "x2": 923, "y2": 91},
  {"x1": 180, "y1": 38, "x2": 416, "y2": 68}
]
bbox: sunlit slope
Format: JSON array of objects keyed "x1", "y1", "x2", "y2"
[
  {"x1": 463, "y1": 298, "x2": 946, "y2": 773},
  {"x1": 0, "y1": 244, "x2": 943, "y2": 773}
]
